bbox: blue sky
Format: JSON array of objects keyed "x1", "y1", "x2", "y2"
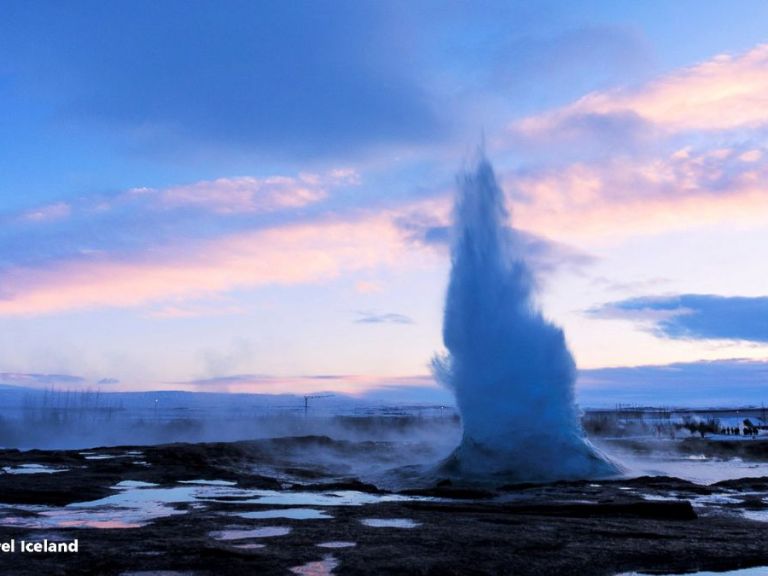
[{"x1": 2, "y1": 1, "x2": 768, "y2": 404}]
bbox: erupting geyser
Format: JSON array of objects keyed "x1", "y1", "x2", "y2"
[{"x1": 433, "y1": 154, "x2": 620, "y2": 483}]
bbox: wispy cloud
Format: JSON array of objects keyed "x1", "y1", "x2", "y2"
[
  {"x1": 0, "y1": 167, "x2": 391, "y2": 316},
  {"x1": 0, "y1": 168, "x2": 359, "y2": 270},
  {"x1": 113, "y1": 169, "x2": 357, "y2": 217},
  {"x1": 494, "y1": 43, "x2": 768, "y2": 240},
  {"x1": 515, "y1": 43, "x2": 768, "y2": 138},
  {"x1": 589, "y1": 294, "x2": 768, "y2": 343},
  {"x1": 154, "y1": 170, "x2": 357, "y2": 214},
  {"x1": 0, "y1": 372, "x2": 86, "y2": 387},
  {"x1": 0, "y1": 214, "x2": 409, "y2": 316},
  {"x1": 20, "y1": 202, "x2": 72, "y2": 223},
  {"x1": 504, "y1": 143, "x2": 768, "y2": 238},
  {"x1": 354, "y1": 311, "x2": 414, "y2": 325}
]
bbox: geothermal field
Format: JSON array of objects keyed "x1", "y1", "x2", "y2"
[
  {"x1": 5, "y1": 410, "x2": 768, "y2": 575},
  {"x1": 4, "y1": 4, "x2": 768, "y2": 574}
]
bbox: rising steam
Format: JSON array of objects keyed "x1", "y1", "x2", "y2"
[{"x1": 433, "y1": 154, "x2": 620, "y2": 482}]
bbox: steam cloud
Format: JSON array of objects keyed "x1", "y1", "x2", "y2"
[{"x1": 433, "y1": 154, "x2": 619, "y2": 482}]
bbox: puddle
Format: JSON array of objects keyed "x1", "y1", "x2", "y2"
[
  {"x1": 50, "y1": 502, "x2": 178, "y2": 528},
  {"x1": 223, "y1": 489, "x2": 428, "y2": 507},
  {"x1": 675, "y1": 492, "x2": 758, "y2": 522},
  {"x1": 179, "y1": 480, "x2": 236, "y2": 486},
  {"x1": 89, "y1": 483, "x2": 438, "y2": 508},
  {"x1": 0, "y1": 484, "x2": 189, "y2": 529},
  {"x1": 290, "y1": 554, "x2": 339, "y2": 576},
  {"x1": 232, "y1": 543, "x2": 266, "y2": 550},
  {"x1": 115, "y1": 481, "x2": 159, "y2": 489},
  {"x1": 741, "y1": 510, "x2": 768, "y2": 522},
  {"x1": 0, "y1": 481, "x2": 434, "y2": 531},
  {"x1": 209, "y1": 526, "x2": 291, "y2": 540},
  {"x1": 621, "y1": 456, "x2": 768, "y2": 485},
  {"x1": 235, "y1": 508, "x2": 332, "y2": 520},
  {"x1": 76, "y1": 486, "x2": 199, "y2": 508},
  {"x1": 617, "y1": 567, "x2": 768, "y2": 576},
  {"x1": 646, "y1": 492, "x2": 768, "y2": 523},
  {"x1": 1, "y1": 464, "x2": 67, "y2": 475},
  {"x1": 361, "y1": 518, "x2": 420, "y2": 528},
  {"x1": 2, "y1": 511, "x2": 144, "y2": 529},
  {"x1": 80, "y1": 452, "x2": 136, "y2": 460},
  {"x1": 691, "y1": 493, "x2": 745, "y2": 508},
  {"x1": 639, "y1": 494, "x2": 681, "y2": 502},
  {"x1": 71, "y1": 483, "x2": 430, "y2": 509},
  {"x1": 316, "y1": 541, "x2": 356, "y2": 549},
  {"x1": 83, "y1": 455, "x2": 124, "y2": 460},
  {"x1": 121, "y1": 572, "x2": 198, "y2": 576}
]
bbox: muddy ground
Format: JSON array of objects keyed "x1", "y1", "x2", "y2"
[{"x1": 1, "y1": 436, "x2": 768, "y2": 575}]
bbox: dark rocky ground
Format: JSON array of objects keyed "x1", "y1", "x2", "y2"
[{"x1": 2, "y1": 437, "x2": 768, "y2": 575}]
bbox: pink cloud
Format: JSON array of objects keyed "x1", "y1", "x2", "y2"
[
  {"x1": 86, "y1": 168, "x2": 358, "y2": 217},
  {"x1": 158, "y1": 170, "x2": 356, "y2": 214},
  {"x1": 495, "y1": 44, "x2": 768, "y2": 239},
  {"x1": 515, "y1": 43, "x2": 768, "y2": 136},
  {"x1": 505, "y1": 145, "x2": 768, "y2": 239},
  {"x1": 149, "y1": 169, "x2": 357, "y2": 214},
  {"x1": 0, "y1": 213, "x2": 415, "y2": 316},
  {"x1": 20, "y1": 202, "x2": 71, "y2": 222}
]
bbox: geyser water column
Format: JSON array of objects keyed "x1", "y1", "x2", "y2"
[{"x1": 433, "y1": 155, "x2": 620, "y2": 483}]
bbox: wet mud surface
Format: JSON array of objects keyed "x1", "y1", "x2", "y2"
[{"x1": 2, "y1": 436, "x2": 768, "y2": 575}]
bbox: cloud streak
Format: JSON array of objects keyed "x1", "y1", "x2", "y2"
[
  {"x1": 0, "y1": 215, "x2": 408, "y2": 316},
  {"x1": 515, "y1": 43, "x2": 768, "y2": 137},
  {"x1": 495, "y1": 43, "x2": 768, "y2": 240},
  {"x1": 589, "y1": 294, "x2": 768, "y2": 343},
  {"x1": 0, "y1": 168, "x2": 358, "y2": 270},
  {"x1": 0, "y1": 373, "x2": 86, "y2": 387},
  {"x1": 504, "y1": 143, "x2": 768, "y2": 239},
  {"x1": 156, "y1": 170, "x2": 357, "y2": 214},
  {"x1": 0, "y1": 167, "x2": 603, "y2": 316},
  {"x1": 354, "y1": 311, "x2": 414, "y2": 325}
]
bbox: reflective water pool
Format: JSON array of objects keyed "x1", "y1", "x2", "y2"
[
  {"x1": 2, "y1": 464, "x2": 67, "y2": 475},
  {"x1": 235, "y1": 508, "x2": 332, "y2": 520},
  {"x1": 0, "y1": 480, "x2": 436, "y2": 530},
  {"x1": 290, "y1": 554, "x2": 339, "y2": 576},
  {"x1": 618, "y1": 567, "x2": 768, "y2": 576},
  {"x1": 209, "y1": 526, "x2": 291, "y2": 540},
  {"x1": 360, "y1": 518, "x2": 420, "y2": 528},
  {"x1": 316, "y1": 541, "x2": 356, "y2": 549}
]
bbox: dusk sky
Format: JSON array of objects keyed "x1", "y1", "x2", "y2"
[{"x1": 2, "y1": 1, "x2": 768, "y2": 403}]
